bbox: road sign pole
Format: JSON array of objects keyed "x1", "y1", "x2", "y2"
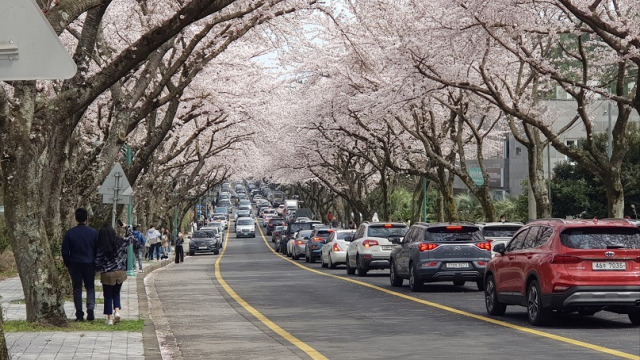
[{"x1": 125, "y1": 147, "x2": 135, "y2": 277}]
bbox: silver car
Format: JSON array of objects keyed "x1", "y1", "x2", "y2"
[
  {"x1": 289, "y1": 230, "x2": 313, "y2": 260},
  {"x1": 235, "y1": 217, "x2": 255, "y2": 238},
  {"x1": 479, "y1": 222, "x2": 523, "y2": 258},
  {"x1": 321, "y1": 229, "x2": 356, "y2": 268}
]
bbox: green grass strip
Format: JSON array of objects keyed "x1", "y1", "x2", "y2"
[{"x1": 3, "y1": 319, "x2": 144, "y2": 332}]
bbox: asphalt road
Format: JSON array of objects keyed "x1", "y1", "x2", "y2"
[{"x1": 148, "y1": 222, "x2": 640, "y2": 360}]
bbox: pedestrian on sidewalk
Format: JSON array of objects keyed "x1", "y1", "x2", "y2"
[
  {"x1": 162, "y1": 228, "x2": 171, "y2": 256},
  {"x1": 146, "y1": 225, "x2": 162, "y2": 261},
  {"x1": 96, "y1": 222, "x2": 135, "y2": 325},
  {"x1": 132, "y1": 225, "x2": 146, "y2": 272},
  {"x1": 174, "y1": 232, "x2": 185, "y2": 263},
  {"x1": 61, "y1": 207, "x2": 98, "y2": 322}
]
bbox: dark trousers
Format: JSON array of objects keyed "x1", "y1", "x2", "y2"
[
  {"x1": 68, "y1": 263, "x2": 95, "y2": 319},
  {"x1": 102, "y1": 282, "x2": 123, "y2": 316},
  {"x1": 175, "y1": 245, "x2": 184, "y2": 263},
  {"x1": 149, "y1": 243, "x2": 162, "y2": 260}
]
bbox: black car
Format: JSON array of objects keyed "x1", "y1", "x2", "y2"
[
  {"x1": 189, "y1": 230, "x2": 221, "y2": 256},
  {"x1": 389, "y1": 223, "x2": 491, "y2": 291},
  {"x1": 266, "y1": 217, "x2": 286, "y2": 235},
  {"x1": 281, "y1": 221, "x2": 314, "y2": 253}
]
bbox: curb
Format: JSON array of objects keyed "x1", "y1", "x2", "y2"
[{"x1": 136, "y1": 259, "x2": 172, "y2": 360}]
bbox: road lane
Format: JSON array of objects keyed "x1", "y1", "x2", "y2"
[{"x1": 216, "y1": 225, "x2": 639, "y2": 360}]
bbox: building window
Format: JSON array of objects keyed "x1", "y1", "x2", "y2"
[{"x1": 515, "y1": 147, "x2": 522, "y2": 156}]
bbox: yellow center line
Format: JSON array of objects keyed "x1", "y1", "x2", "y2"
[
  {"x1": 256, "y1": 224, "x2": 640, "y2": 360},
  {"x1": 214, "y1": 220, "x2": 328, "y2": 360}
]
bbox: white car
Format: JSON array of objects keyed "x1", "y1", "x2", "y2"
[
  {"x1": 211, "y1": 213, "x2": 228, "y2": 229},
  {"x1": 235, "y1": 217, "x2": 256, "y2": 238},
  {"x1": 321, "y1": 229, "x2": 356, "y2": 269},
  {"x1": 345, "y1": 222, "x2": 409, "y2": 276},
  {"x1": 478, "y1": 222, "x2": 523, "y2": 258}
]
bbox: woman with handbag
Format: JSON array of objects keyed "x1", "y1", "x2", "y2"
[{"x1": 96, "y1": 222, "x2": 135, "y2": 325}]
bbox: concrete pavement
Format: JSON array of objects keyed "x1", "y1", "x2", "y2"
[{"x1": 0, "y1": 259, "x2": 169, "y2": 360}]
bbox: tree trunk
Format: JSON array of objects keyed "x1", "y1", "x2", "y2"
[
  {"x1": 603, "y1": 172, "x2": 625, "y2": 218},
  {"x1": 528, "y1": 144, "x2": 552, "y2": 219},
  {"x1": 0, "y1": 85, "x2": 67, "y2": 325},
  {"x1": 473, "y1": 186, "x2": 496, "y2": 222},
  {"x1": 0, "y1": 310, "x2": 8, "y2": 360}
]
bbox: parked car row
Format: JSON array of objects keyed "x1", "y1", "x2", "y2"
[{"x1": 264, "y1": 216, "x2": 640, "y2": 326}]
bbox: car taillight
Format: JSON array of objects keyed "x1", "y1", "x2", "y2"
[
  {"x1": 418, "y1": 243, "x2": 438, "y2": 252},
  {"x1": 551, "y1": 255, "x2": 582, "y2": 264},
  {"x1": 446, "y1": 226, "x2": 463, "y2": 230},
  {"x1": 553, "y1": 283, "x2": 573, "y2": 292},
  {"x1": 297, "y1": 240, "x2": 304, "y2": 245},
  {"x1": 363, "y1": 240, "x2": 379, "y2": 247},
  {"x1": 313, "y1": 237, "x2": 324, "y2": 242},
  {"x1": 332, "y1": 243, "x2": 341, "y2": 251},
  {"x1": 476, "y1": 242, "x2": 491, "y2": 251}
]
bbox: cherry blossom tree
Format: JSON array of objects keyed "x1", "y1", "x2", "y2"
[{"x1": 0, "y1": 0, "x2": 318, "y2": 326}]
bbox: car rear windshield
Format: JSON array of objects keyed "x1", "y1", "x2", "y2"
[
  {"x1": 561, "y1": 227, "x2": 640, "y2": 249},
  {"x1": 337, "y1": 231, "x2": 355, "y2": 240},
  {"x1": 367, "y1": 225, "x2": 408, "y2": 238},
  {"x1": 213, "y1": 215, "x2": 225, "y2": 220},
  {"x1": 426, "y1": 226, "x2": 484, "y2": 242},
  {"x1": 289, "y1": 223, "x2": 313, "y2": 234},
  {"x1": 315, "y1": 230, "x2": 334, "y2": 238},
  {"x1": 297, "y1": 230, "x2": 313, "y2": 238},
  {"x1": 237, "y1": 219, "x2": 254, "y2": 226},
  {"x1": 482, "y1": 226, "x2": 522, "y2": 238}
]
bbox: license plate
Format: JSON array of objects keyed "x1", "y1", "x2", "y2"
[
  {"x1": 592, "y1": 261, "x2": 626, "y2": 271},
  {"x1": 381, "y1": 245, "x2": 395, "y2": 250},
  {"x1": 445, "y1": 262, "x2": 469, "y2": 269},
  {"x1": 198, "y1": 246, "x2": 208, "y2": 250}
]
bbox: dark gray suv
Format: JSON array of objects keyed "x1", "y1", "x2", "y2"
[{"x1": 389, "y1": 223, "x2": 492, "y2": 291}]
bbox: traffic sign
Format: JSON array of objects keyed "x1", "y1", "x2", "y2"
[
  {"x1": 99, "y1": 163, "x2": 132, "y2": 195},
  {"x1": 0, "y1": 0, "x2": 77, "y2": 80}
]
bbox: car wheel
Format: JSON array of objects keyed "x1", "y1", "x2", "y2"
[
  {"x1": 453, "y1": 280, "x2": 465, "y2": 286},
  {"x1": 389, "y1": 260, "x2": 403, "y2": 287},
  {"x1": 309, "y1": 254, "x2": 315, "y2": 263},
  {"x1": 485, "y1": 275, "x2": 507, "y2": 316},
  {"x1": 628, "y1": 311, "x2": 640, "y2": 326},
  {"x1": 328, "y1": 255, "x2": 336, "y2": 269},
  {"x1": 305, "y1": 251, "x2": 310, "y2": 263},
  {"x1": 346, "y1": 255, "x2": 356, "y2": 275},
  {"x1": 356, "y1": 254, "x2": 367, "y2": 277},
  {"x1": 213, "y1": 249, "x2": 220, "y2": 255},
  {"x1": 409, "y1": 263, "x2": 423, "y2": 292},
  {"x1": 527, "y1": 280, "x2": 548, "y2": 326},
  {"x1": 292, "y1": 251, "x2": 299, "y2": 260},
  {"x1": 321, "y1": 255, "x2": 328, "y2": 268}
]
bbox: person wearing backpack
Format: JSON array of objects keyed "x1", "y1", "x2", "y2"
[{"x1": 132, "y1": 225, "x2": 146, "y2": 273}]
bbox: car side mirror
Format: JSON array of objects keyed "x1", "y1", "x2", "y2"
[
  {"x1": 389, "y1": 237, "x2": 402, "y2": 244},
  {"x1": 493, "y1": 243, "x2": 506, "y2": 255}
]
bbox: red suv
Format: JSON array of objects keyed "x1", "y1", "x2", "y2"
[{"x1": 484, "y1": 218, "x2": 640, "y2": 326}]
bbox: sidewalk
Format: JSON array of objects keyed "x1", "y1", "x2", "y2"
[{"x1": 0, "y1": 259, "x2": 170, "y2": 360}]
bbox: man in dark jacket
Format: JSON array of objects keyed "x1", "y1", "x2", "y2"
[{"x1": 62, "y1": 208, "x2": 98, "y2": 321}]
